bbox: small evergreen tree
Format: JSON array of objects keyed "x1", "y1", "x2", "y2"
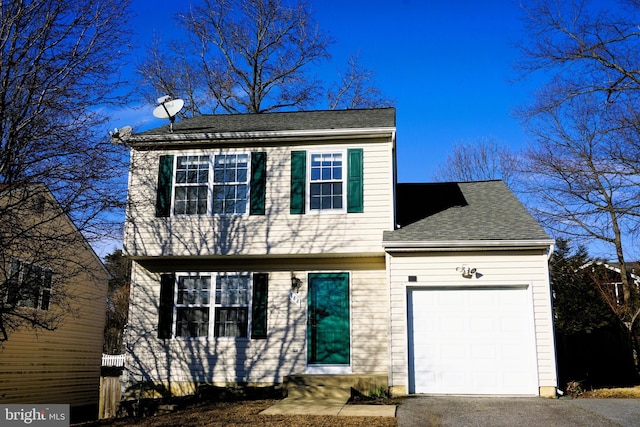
[{"x1": 550, "y1": 239, "x2": 617, "y2": 335}]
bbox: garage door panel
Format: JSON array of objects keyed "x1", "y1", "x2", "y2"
[
  {"x1": 471, "y1": 344, "x2": 496, "y2": 359},
  {"x1": 471, "y1": 318, "x2": 497, "y2": 335},
  {"x1": 475, "y1": 372, "x2": 498, "y2": 388},
  {"x1": 443, "y1": 343, "x2": 467, "y2": 361},
  {"x1": 408, "y1": 287, "x2": 537, "y2": 395}
]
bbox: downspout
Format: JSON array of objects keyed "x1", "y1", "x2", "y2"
[
  {"x1": 547, "y1": 242, "x2": 555, "y2": 260},
  {"x1": 391, "y1": 130, "x2": 398, "y2": 229},
  {"x1": 546, "y1": 240, "x2": 559, "y2": 396}
]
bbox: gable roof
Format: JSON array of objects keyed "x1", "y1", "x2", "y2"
[
  {"x1": 138, "y1": 107, "x2": 396, "y2": 136},
  {"x1": 383, "y1": 180, "x2": 552, "y2": 249},
  {"x1": 0, "y1": 183, "x2": 108, "y2": 275}
]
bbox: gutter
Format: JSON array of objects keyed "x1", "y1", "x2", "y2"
[
  {"x1": 382, "y1": 239, "x2": 556, "y2": 252},
  {"x1": 127, "y1": 127, "x2": 396, "y2": 147}
]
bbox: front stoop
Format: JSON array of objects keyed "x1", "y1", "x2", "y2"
[
  {"x1": 284, "y1": 373, "x2": 389, "y2": 396},
  {"x1": 260, "y1": 374, "x2": 396, "y2": 417},
  {"x1": 287, "y1": 384, "x2": 352, "y2": 400}
]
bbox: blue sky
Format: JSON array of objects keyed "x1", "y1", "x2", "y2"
[{"x1": 117, "y1": 0, "x2": 535, "y2": 183}]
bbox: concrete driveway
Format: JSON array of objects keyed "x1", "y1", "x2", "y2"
[{"x1": 397, "y1": 396, "x2": 640, "y2": 427}]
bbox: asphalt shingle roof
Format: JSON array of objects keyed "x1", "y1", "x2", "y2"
[
  {"x1": 384, "y1": 180, "x2": 550, "y2": 243},
  {"x1": 140, "y1": 107, "x2": 396, "y2": 135}
]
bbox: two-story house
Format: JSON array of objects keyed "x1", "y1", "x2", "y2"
[{"x1": 123, "y1": 108, "x2": 558, "y2": 398}]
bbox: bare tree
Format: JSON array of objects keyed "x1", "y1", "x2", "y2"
[
  {"x1": 138, "y1": 0, "x2": 331, "y2": 114},
  {"x1": 0, "y1": 0, "x2": 132, "y2": 340},
  {"x1": 137, "y1": 0, "x2": 393, "y2": 114},
  {"x1": 328, "y1": 53, "x2": 393, "y2": 110},
  {"x1": 517, "y1": 0, "x2": 640, "y2": 353},
  {"x1": 431, "y1": 137, "x2": 518, "y2": 187},
  {"x1": 137, "y1": 36, "x2": 209, "y2": 119}
]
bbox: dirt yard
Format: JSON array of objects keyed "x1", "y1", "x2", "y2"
[{"x1": 75, "y1": 399, "x2": 398, "y2": 427}]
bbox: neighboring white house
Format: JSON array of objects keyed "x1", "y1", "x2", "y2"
[
  {"x1": 579, "y1": 260, "x2": 640, "y2": 305},
  {"x1": 122, "y1": 108, "x2": 557, "y2": 398}
]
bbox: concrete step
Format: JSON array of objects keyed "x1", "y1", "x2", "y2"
[
  {"x1": 287, "y1": 385, "x2": 351, "y2": 400},
  {"x1": 284, "y1": 374, "x2": 388, "y2": 395}
]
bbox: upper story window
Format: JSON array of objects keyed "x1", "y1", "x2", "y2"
[
  {"x1": 174, "y1": 155, "x2": 209, "y2": 215},
  {"x1": 290, "y1": 148, "x2": 363, "y2": 215},
  {"x1": 309, "y1": 152, "x2": 344, "y2": 211},
  {"x1": 155, "y1": 152, "x2": 266, "y2": 218},
  {"x1": 213, "y1": 154, "x2": 249, "y2": 215},
  {"x1": 6, "y1": 259, "x2": 52, "y2": 311}
]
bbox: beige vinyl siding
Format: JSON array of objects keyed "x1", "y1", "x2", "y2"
[
  {"x1": 126, "y1": 257, "x2": 389, "y2": 391},
  {"x1": 124, "y1": 138, "x2": 394, "y2": 258},
  {"x1": 0, "y1": 197, "x2": 108, "y2": 409},
  {"x1": 351, "y1": 269, "x2": 389, "y2": 374},
  {"x1": 387, "y1": 249, "x2": 557, "y2": 393}
]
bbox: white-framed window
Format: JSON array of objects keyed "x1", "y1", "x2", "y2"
[
  {"x1": 212, "y1": 154, "x2": 249, "y2": 215},
  {"x1": 174, "y1": 273, "x2": 250, "y2": 338},
  {"x1": 172, "y1": 153, "x2": 250, "y2": 216},
  {"x1": 214, "y1": 274, "x2": 249, "y2": 337},
  {"x1": 307, "y1": 151, "x2": 346, "y2": 213},
  {"x1": 174, "y1": 155, "x2": 210, "y2": 215},
  {"x1": 6, "y1": 259, "x2": 52, "y2": 310},
  {"x1": 175, "y1": 275, "x2": 211, "y2": 337}
]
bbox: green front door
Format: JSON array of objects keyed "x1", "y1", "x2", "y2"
[{"x1": 307, "y1": 273, "x2": 350, "y2": 365}]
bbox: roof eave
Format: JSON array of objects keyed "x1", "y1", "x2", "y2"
[
  {"x1": 382, "y1": 239, "x2": 555, "y2": 252},
  {"x1": 127, "y1": 127, "x2": 396, "y2": 147}
]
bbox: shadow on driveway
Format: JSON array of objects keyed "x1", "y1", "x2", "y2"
[{"x1": 397, "y1": 396, "x2": 638, "y2": 427}]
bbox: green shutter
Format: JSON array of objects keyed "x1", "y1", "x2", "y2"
[
  {"x1": 158, "y1": 274, "x2": 175, "y2": 339},
  {"x1": 250, "y1": 152, "x2": 267, "y2": 215},
  {"x1": 347, "y1": 148, "x2": 363, "y2": 213},
  {"x1": 290, "y1": 151, "x2": 306, "y2": 214},
  {"x1": 155, "y1": 155, "x2": 174, "y2": 217},
  {"x1": 251, "y1": 273, "x2": 268, "y2": 339}
]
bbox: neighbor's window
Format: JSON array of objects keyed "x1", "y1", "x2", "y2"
[
  {"x1": 309, "y1": 152, "x2": 344, "y2": 211},
  {"x1": 213, "y1": 154, "x2": 249, "y2": 215},
  {"x1": 214, "y1": 274, "x2": 249, "y2": 337},
  {"x1": 174, "y1": 155, "x2": 209, "y2": 215},
  {"x1": 7, "y1": 259, "x2": 52, "y2": 310},
  {"x1": 175, "y1": 275, "x2": 211, "y2": 337}
]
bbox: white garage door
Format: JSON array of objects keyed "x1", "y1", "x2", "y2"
[{"x1": 408, "y1": 286, "x2": 538, "y2": 395}]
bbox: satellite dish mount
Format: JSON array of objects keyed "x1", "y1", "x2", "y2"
[
  {"x1": 109, "y1": 125, "x2": 133, "y2": 144},
  {"x1": 153, "y1": 95, "x2": 184, "y2": 132}
]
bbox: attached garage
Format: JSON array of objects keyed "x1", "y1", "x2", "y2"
[
  {"x1": 384, "y1": 181, "x2": 558, "y2": 397},
  {"x1": 407, "y1": 286, "x2": 538, "y2": 395}
]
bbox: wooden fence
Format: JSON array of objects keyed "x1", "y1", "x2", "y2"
[
  {"x1": 100, "y1": 354, "x2": 125, "y2": 418},
  {"x1": 99, "y1": 376, "x2": 122, "y2": 419}
]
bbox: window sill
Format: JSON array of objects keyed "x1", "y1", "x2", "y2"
[
  {"x1": 171, "y1": 336, "x2": 251, "y2": 341},
  {"x1": 306, "y1": 209, "x2": 348, "y2": 215}
]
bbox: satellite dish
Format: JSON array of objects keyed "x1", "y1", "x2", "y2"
[
  {"x1": 118, "y1": 126, "x2": 133, "y2": 139},
  {"x1": 109, "y1": 125, "x2": 133, "y2": 144},
  {"x1": 153, "y1": 96, "x2": 184, "y2": 132},
  {"x1": 153, "y1": 99, "x2": 184, "y2": 119}
]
